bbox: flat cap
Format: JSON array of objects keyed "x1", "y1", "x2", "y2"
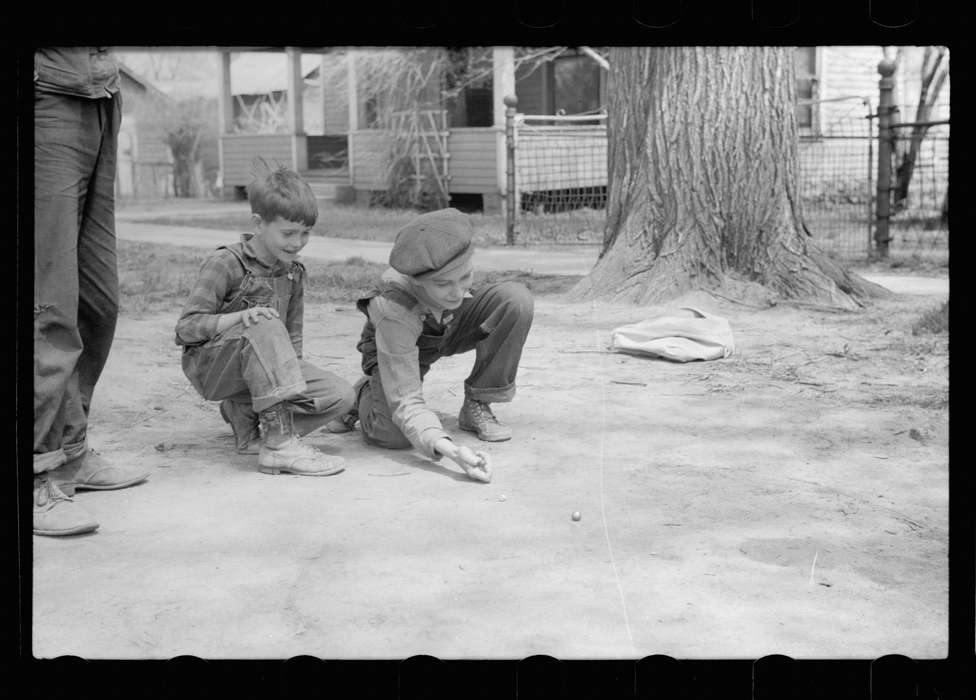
[{"x1": 389, "y1": 208, "x2": 474, "y2": 279}]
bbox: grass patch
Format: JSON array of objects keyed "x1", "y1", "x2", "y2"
[
  {"x1": 911, "y1": 301, "x2": 949, "y2": 335},
  {"x1": 134, "y1": 204, "x2": 515, "y2": 246},
  {"x1": 118, "y1": 240, "x2": 579, "y2": 315}
]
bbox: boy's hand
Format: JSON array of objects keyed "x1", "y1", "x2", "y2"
[
  {"x1": 453, "y1": 446, "x2": 492, "y2": 483},
  {"x1": 240, "y1": 306, "x2": 279, "y2": 327}
]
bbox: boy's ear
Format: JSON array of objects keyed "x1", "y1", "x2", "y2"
[{"x1": 251, "y1": 213, "x2": 265, "y2": 229}]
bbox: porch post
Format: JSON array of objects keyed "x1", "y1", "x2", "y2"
[
  {"x1": 319, "y1": 53, "x2": 329, "y2": 134},
  {"x1": 346, "y1": 48, "x2": 359, "y2": 185},
  {"x1": 286, "y1": 47, "x2": 307, "y2": 171},
  {"x1": 492, "y1": 46, "x2": 516, "y2": 207},
  {"x1": 217, "y1": 49, "x2": 234, "y2": 134},
  {"x1": 217, "y1": 49, "x2": 234, "y2": 198}
]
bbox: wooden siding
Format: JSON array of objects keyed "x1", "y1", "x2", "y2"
[
  {"x1": 446, "y1": 128, "x2": 499, "y2": 193},
  {"x1": 349, "y1": 130, "x2": 392, "y2": 189},
  {"x1": 221, "y1": 134, "x2": 294, "y2": 186},
  {"x1": 515, "y1": 126, "x2": 607, "y2": 191}
]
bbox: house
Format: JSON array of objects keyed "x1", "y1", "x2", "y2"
[
  {"x1": 215, "y1": 47, "x2": 610, "y2": 212},
  {"x1": 214, "y1": 47, "x2": 948, "y2": 214},
  {"x1": 115, "y1": 63, "x2": 177, "y2": 200},
  {"x1": 796, "y1": 45, "x2": 949, "y2": 217}
]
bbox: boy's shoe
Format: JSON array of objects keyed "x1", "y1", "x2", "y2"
[
  {"x1": 258, "y1": 403, "x2": 346, "y2": 476},
  {"x1": 458, "y1": 399, "x2": 512, "y2": 442},
  {"x1": 220, "y1": 399, "x2": 261, "y2": 454},
  {"x1": 52, "y1": 448, "x2": 150, "y2": 493},
  {"x1": 33, "y1": 476, "x2": 99, "y2": 537},
  {"x1": 258, "y1": 437, "x2": 347, "y2": 476}
]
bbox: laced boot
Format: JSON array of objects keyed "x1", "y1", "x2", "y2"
[
  {"x1": 258, "y1": 403, "x2": 347, "y2": 476},
  {"x1": 220, "y1": 399, "x2": 261, "y2": 454},
  {"x1": 33, "y1": 475, "x2": 99, "y2": 537},
  {"x1": 458, "y1": 398, "x2": 512, "y2": 442}
]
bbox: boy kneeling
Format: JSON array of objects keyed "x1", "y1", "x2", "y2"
[
  {"x1": 337, "y1": 208, "x2": 534, "y2": 483},
  {"x1": 175, "y1": 165, "x2": 354, "y2": 475}
]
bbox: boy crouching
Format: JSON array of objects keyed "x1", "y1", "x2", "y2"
[
  {"x1": 335, "y1": 208, "x2": 534, "y2": 483},
  {"x1": 174, "y1": 164, "x2": 354, "y2": 475}
]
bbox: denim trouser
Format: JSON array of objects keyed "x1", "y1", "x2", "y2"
[
  {"x1": 182, "y1": 316, "x2": 355, "y2": 436},
  {"x1": 358, "y1": 281, "x2": 534, "y2": 449},
  {"x1": 34, "y1": 90, "x2": 122, "y2": 473}
]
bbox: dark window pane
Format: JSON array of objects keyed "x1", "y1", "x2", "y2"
[
  {"x1": 795, "y1": 46, "x2": 817, "y2": 76},
  {"x1": 554, "y1": 56, "x2": 600, "y2": 115}
]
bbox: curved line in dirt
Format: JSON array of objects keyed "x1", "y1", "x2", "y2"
[{"x1": 596, "y1": 323, "x2": 638, "y2": 655}]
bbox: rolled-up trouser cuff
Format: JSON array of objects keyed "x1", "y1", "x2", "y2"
[
  {"x1": 62, "y1": 438, "x2": 88, "y2": 462},
  {"x1": 464, "y1": 381, "x2": 516, "y2": 403},
  {"x1": 34, "y1": 449, "x2": 67, "y2": 474},
  {"x1": 251, "y1": 380, "x2": 307, "y2": 413}
]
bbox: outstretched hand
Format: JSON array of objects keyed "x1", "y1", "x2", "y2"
[{"x1": 454, "y1": 445, "x2": 492, "y2": 483}]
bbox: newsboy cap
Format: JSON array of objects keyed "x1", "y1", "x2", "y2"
[{"x1": 389, "y1": 208, "x2": 474, "y2": 279}]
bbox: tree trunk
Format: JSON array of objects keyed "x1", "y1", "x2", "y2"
[{"x1": 568, "y1": 47, "x2": 887, "y2": 309}]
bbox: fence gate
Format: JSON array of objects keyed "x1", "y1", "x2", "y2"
[
  {"x1": 795, "y1": 97, "x2": 876, "y2": 260},
  {"x1": 882, "y1": 114, "x2": 949, "y2": 263}
]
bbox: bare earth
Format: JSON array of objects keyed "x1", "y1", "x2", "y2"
[{"x1": 33, "y1": 275, "x2": 948, "y2": 659}]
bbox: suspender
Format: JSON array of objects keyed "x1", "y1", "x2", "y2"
[{"x1": 217, "y1": 244, "x2": 304, "y2": 312}]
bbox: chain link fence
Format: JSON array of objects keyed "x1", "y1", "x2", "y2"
[
  {"x1": 505, "y1": 100, "x2": 948, "y2": 265},
  {"x1": 510, "y1": 112, "x2": 607, "y2": 244},
  {"x1": 886, "y1": 103, "x2": 949, "y2": 264},
  {"x1": 796, "y1": 97, "x2": 876, "y2": 260}
]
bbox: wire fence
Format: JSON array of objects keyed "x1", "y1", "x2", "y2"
[
  {"x1": 796, "y1": 97, "x2": 875, "y2": 259},
  {"x1": 506, "y1": 100, "x2": 948, "y2": 264},
  {"x1": 886, "y1": 105, "x2": 949, "y2": 263},
  {"x1": 511, "y1": 113, "x2": 608, "y2": 244}
]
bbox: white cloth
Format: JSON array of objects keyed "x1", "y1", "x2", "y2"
[{"x1": 610, "y1": 307, "x2": 734, "y2": 362}]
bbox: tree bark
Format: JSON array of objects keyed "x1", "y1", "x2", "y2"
[{"x1": 568, "y1": 47, "x2": 888, "y2": 309}]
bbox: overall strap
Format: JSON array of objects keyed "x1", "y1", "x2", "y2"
[
  {"x1": 217, "y1": 244, "x2": 256, "y2": 311},
  {"x1": 355, "y1": 280, "x2": 420, "y2": 318}
]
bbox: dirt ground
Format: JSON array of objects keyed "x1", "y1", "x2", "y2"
[{"x1": 32, "y1": 266, "x2": 949, "y2": 659}]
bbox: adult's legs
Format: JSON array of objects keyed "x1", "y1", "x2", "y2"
[
  {"x1": 34, "y1": 92, "x2": 101, "y2": 472},
  {"x1": 63, "y1": 93, "x2": 122, "y2": 459},
  {"x1": 34, "y1": 92, "x2": 123, "y2": 533}
]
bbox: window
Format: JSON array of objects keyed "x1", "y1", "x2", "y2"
[
  {"x1": 795, "y1": 47, "x2": 820, "y2": 133},
  {"x1": 553, "y1": 54, "x2": 602, "y2": 116}
]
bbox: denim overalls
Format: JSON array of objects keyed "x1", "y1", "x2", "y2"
[{"x1": 181, "y1": 244, "x2": 353, "y2": 422}]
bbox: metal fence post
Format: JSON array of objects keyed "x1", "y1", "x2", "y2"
[
  {"x1": 504, "y1": 94, "x2": 518, "y2": 245},
  {"x1": 874, "y1": 59, "x2": 897, "y2": 259}
]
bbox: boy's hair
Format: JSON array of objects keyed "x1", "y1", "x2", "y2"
[{"x1": 246, "y1": 158, "x2": 318, "y2": 226}]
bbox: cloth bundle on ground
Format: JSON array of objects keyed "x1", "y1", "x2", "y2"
[{"x1": 610, "y1": 307, "x2": 735, "y2": 362}]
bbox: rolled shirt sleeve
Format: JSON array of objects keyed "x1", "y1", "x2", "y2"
[{"x1": 370, "y1": 297, "x2": 452, "y2": 459}]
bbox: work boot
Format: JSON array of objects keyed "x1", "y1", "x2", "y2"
[
  {"x1": 458, "y1": 398, "x2": 512, "y2": 442},
  {"x1": 33, "y1": 475, "x2": 99, "y2": 537},
  {"x1": 51, "y1": 448, "x2": 150, "y2": 493},
  {"x1": 258, "y1": 403, "x2": 346, "y2": 476},
  {"x1": 220, "y1": 399, "x2": 261, "y2": 454}
]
